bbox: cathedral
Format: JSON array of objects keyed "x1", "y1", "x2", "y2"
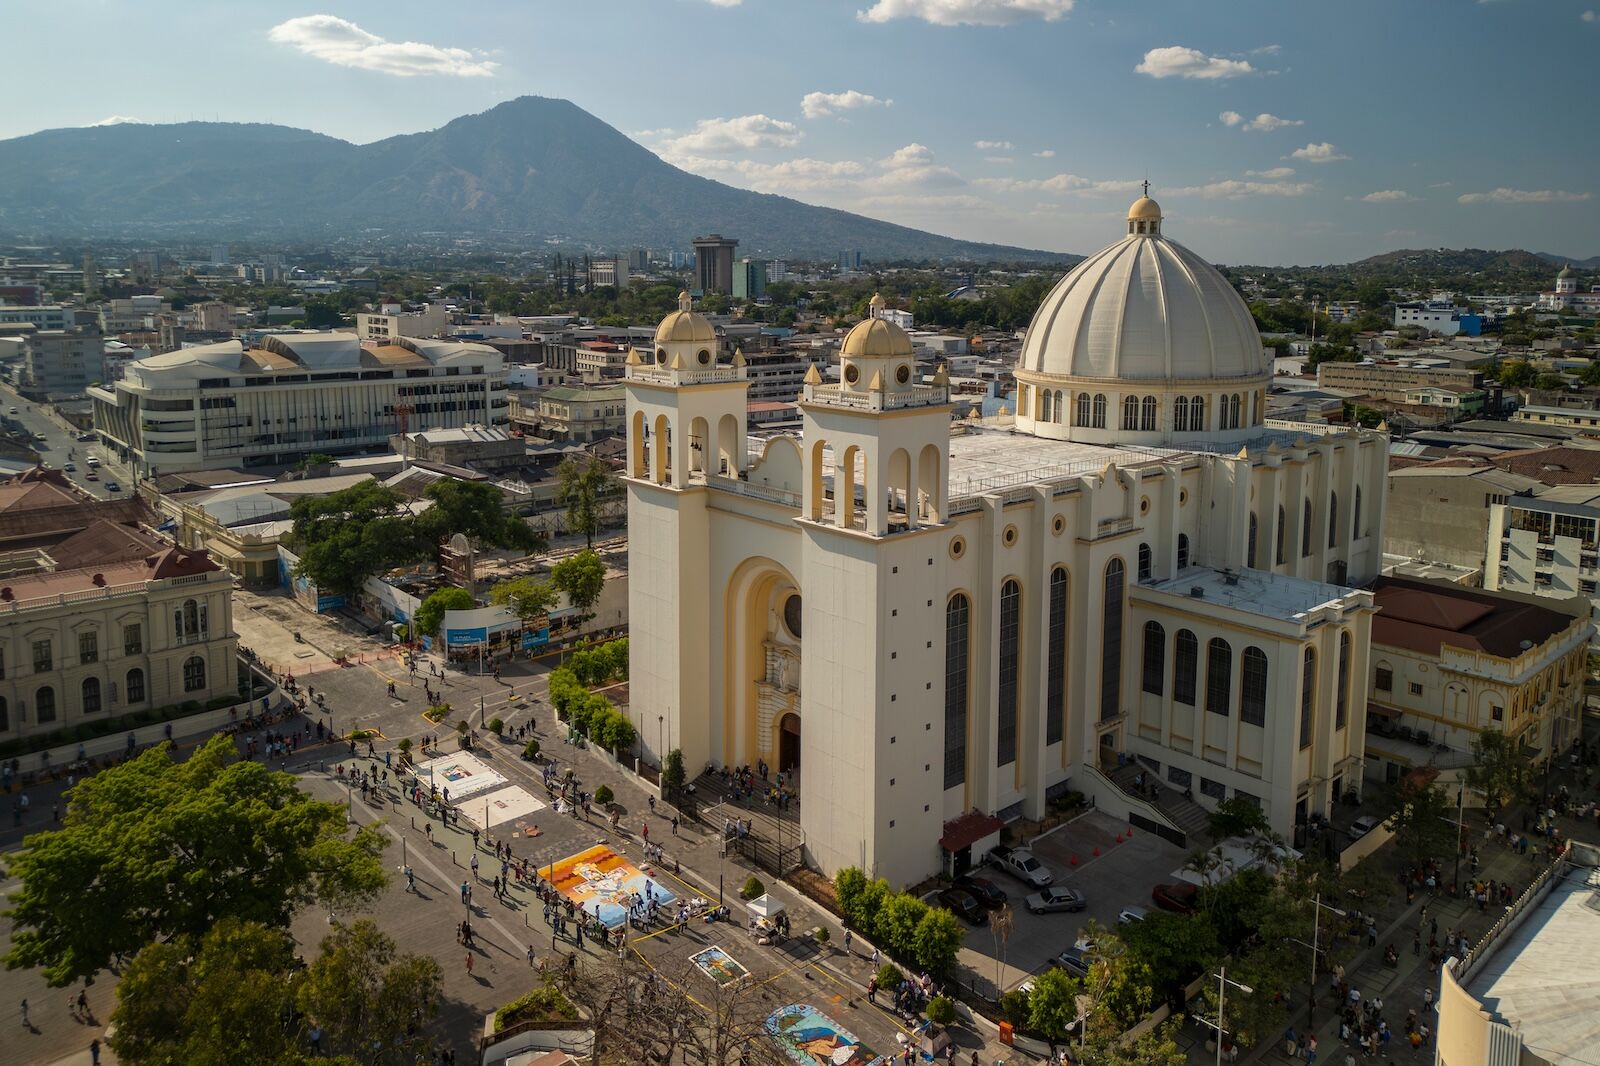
[{"x1": 624, "y1": 195, "x2": 1388, "y2": 887}]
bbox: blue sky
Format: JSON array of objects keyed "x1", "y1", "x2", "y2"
[{"x1": 6, "y1": 0, "x2": 1597, "y2": 264}]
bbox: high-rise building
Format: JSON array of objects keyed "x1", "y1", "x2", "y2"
[
  {"x1": 693, "y1": 234, "x2": 739, "y2": 294},
  {"x1": 627, "y1": 249, "x2": 650, "y2": 272},
  {"x1": 24, "y1": 327, "x2": 105, "y2": 395},
  {"x1": 732, "y1": 258, "x2": 767, "y2": 301},
  {"x1": 768, "y1": 260, "x2": 789, "y2": 283},
  {"x1": 587, "y1": 258, "x2": 630, "y2": 290},
  {"x1": 838, "y1": 249, "x2": 861, "y2": 273}
]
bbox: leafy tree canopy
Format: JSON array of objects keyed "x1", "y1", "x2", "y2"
[
  {"x1": 414, "y1": 586, "x2": 475, "y2": 637},
  {"x1": 1464, "y1": 730, "x2": 1534, "y2": 812},
  {"x1": 289, "y1": 481, "x2": 421, "y2": 596},
  {"x1": 489, "y1": 575, "x2": 558, "y2": 622},
  {"x1": 4, "y1": 737, "x2": 387, "y2": 987},
  {"x1": 552, "y1": 548, "x2": 607, "y2": 613},
  {"x1": 415, "y1": 479, "x2": 543, "y2": 554},
  {"x1": 557, "y1": 457, "x2": 617, "y2": 549}
]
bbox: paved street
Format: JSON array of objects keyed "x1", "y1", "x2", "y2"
[{"x1": 0, "y1": 382, "x2": 132, "y2": 499}]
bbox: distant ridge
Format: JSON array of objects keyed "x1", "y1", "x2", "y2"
[{"x1": 0, "y1": 96, "x2": 1074, "y2": 263}]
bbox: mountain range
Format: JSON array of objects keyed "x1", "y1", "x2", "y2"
[{"x1": 0, "y1": 96, "x2": 1070, "y2": 263}]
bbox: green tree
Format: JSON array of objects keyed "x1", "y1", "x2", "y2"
[
  {"x1": 1496, "y1": 360, "x2": 1537, "y2": 387},
  {"x1": 1464, "y1": 730, "x2": 1535, "y2": 811},
  {"x1": 911, "y1": 906, "x2": 964, "y2": 976},
  {"x1": 663, "y1": 748, "x2": 686, "y2": 804},
  {"x1": 1026, "y1": 967, "x2": 1083, "y2": 1044},
  {"x1": 297, "y1": 919, "x2": 443, "y2": 1065},
  {"x1": 1535, "y1": 372, "x2": 1568, "y2": 391},
  {"x1": 552, "y1": 548, "x2": 607, "y2": 614},
  {"x1": 489, "y1": 575, "x2": 558, "y2": 622},
  {"x1": 1075, "y1": 1020, "x2": 1188, "y2": 1066},
  {"x1": 289, "y1": 481, "x2": 421, "y2": 596},
  {"x1": 557, "y1": 457, "x2": 617, "y2": 549},
  {"x1": 413, "y1": 586, "x2": 474, "y2": 638},
  {"x1": 4, "y1": 737, "x2": 386, "y2": 987},
  {"x1": 108, "y1": 919, "x2": 310, "y2": 1066},
  {"x1": 876, "y1": 893, "x2": 928, "y2": 954},
  {"x1": 415, "y1": 480, "x2": 543, "y2": 554},
  {"x1": 1383, "y1": 776, "x2": 1458, "y2": 873},
  {"x1": 1207, "y1": 796, "x2": 1272, "y2": 840}
]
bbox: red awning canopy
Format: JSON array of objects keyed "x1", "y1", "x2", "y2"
[{"x1": 940, "y1": 811, "x2": 1005, "y2": 852}]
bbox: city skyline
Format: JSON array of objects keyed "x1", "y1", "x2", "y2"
[{"x1": 2, "y1": 0, "x2": 1596, "y2": 265}]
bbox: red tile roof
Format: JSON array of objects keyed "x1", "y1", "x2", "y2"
[
  {"x1": 1372, "y1": 576, "x2": 1579, "y2": 659},
  {"x1": 940, "y1": 810, "x2": 1005, "y2": 852}
]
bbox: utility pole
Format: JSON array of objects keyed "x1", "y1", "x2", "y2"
[
  {"x1": 1289, "y1": 893, "x2": 1347, "y2": 1029},
  {"x1": 1196, "y1": 965, "x2": 1253, "y2": 1066}
]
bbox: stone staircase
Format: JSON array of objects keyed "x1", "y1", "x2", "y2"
[{"x1": 1106, "y1": 761, "x2": 1212, "y2": 840}]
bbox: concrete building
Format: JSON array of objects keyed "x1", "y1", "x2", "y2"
[
  {"x1": 90, "y1": 334, "x2": 507, "y2": 475},
  {"x1": 393, "y1": 424, "x2": 526, "y2": 472},
  {"x1": 1485, "y1": 489, "x2": 1600, "y2": 626},
  {"x1": 1510, "y1": 405, "x2": 1600, "y2": 432},
  {"x1": 587, "y1": 258, "x2": 630, "y2": 290},
  {"x1": 693, "y1": 235, "x2": 739, "y2": 294},
  {"x1": 356, "y1": 304, "x2": 448, "y2": 342},
  {"x1": 0, "y1": 469, "x2": 239, "y2": 741},
  {"x1": 1435, "y1": 843, "x2": 1600, "y2": 1066},
  {"x1": 0, "y1": 306, "x2": 70, "y2": 331},
  {"x1": 1536, "y1": 263, "x2": 1600, "y2": 313},
  {"x1": 624, "y1": 198, "x2": 1389, "y2": 887},
  {"x1": 99, "y1": 296, "x2": 168, "y2": 334},
  {"x1": 1385, "y1": 464, "x2": 1538, "y2": 573},
  {"x1": 732, "y1": 259, "x2": 767, "y2": 301},
  {"x1": 22, "y1": 328, "x2": 105, "y2": 395},
  {"x1": 1363, "y1": 577, "x2": 1590, "y2": 788},
  {"x1": 574, "y1": 342, "x2": 632, "y2": 384},
  {"x1": 1394, "y1": 301, "x2": 1482, "y2": 337},
  {"x1": 1316, "y1": 360, "x2": 1483, "y2": 402},
  {"x1": 524, "y1": 385, "x2": 627, "y2": 442}
]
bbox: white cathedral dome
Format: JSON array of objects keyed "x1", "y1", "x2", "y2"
[{"x1": 1013, "y1": 192, "x2": 1271, "y2": 446}]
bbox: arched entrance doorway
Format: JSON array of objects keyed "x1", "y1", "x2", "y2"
[
  {"x1": 723, "y1": 556, "x2": 802, "y2": 770},
  {"x1": 778, "y1": 713, "x2": 801, "y2": 774}
]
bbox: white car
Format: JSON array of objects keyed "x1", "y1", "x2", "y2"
[
  {"x1": 1351, "y1": 815, "x2": 1382, "y2": 839},
  {"x1": 1117, "y1": 906, "x2": 1148, "y2": 925}
]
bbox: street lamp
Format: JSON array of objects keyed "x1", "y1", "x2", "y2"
[
  {"x1": 1289, "y1": 893, "x2": 1347, "y2": 1028},
  {"x1": 658, "y1": 714, "x2": 664, "y2": 770},
  {"x1": 1202, "y1": 965, "x2": 1253, "y2": 1066}
]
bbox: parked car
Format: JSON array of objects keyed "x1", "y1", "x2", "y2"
[
  {"x1": 1050, "y1": 946, "x2": 1094, "y2": 979},
  {"x1": 1117, "y1": 906, "x2": 1148, "y2": 925},
  {"x1": 1025, "y1": 886, "x2": 1087, "y2": 914},
  {"x1": 987, "y1": 845, "x2": 1054, "y2": 889},
  {"x1": 1350, "y1": 815, "x2": 1382, "y2": 839},
  {"x1": 63, "y1": 463, "x2": 75, "y2": 472},
  {"x1": 85, "y1": 471, "x2": 98, "y2": 481},
  {"x1": 105, "y1": 481, "x2": 121, "y2": 492},
  {"x1": 938, "y1": 887, "x2": 987, "y2": 926},
  {"x1": 954, "y1": 875, "x2": 1008, "y2": 909},
  {"x1": 1151, "y1": 881, "x2": 1199, "y2": 915}
]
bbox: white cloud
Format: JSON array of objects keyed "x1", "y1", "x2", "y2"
[
  {"x1": 801, "y1": 89, "x2": 891, "y2": 119},
  {"x1": 266, "y1": 15, "x2": 496, "y2": 77},
  {"x1": 630, "y1": 127, "x2": 676, "y2": 139},
  {"x1": 857, "y1": 0, "x2": 1075, "y2": 25},
  {"x1": 1290, "y1": 141, "x2": 1347, "y2": 163},
  {"x1": 975, "y1": 139, "x2": 1014, "y2": 150},
  {"x1": 983, "y1": 156, "x2": 1015, "y2": 164},
  {"x1": 881, "y1": 143, "x2": 934, "y2": 167},
  {"x1": 1458, "y1": 187, "x2": 1592, "y2": 204},
  {"x1": 1359, "y1": 190, "x2": 1416, "y2": 203},
  {"x1": 1136, "y1": 46, "x2": 1255, "y2": 80},
  {"x1": 88, "y1": 115, "x2": 142, "y2": 126},
  {"x1": 1219, "y1": 111, "x2": 1244, "y2": 127},
  {"x1": 874, "y1": 143, "x2": 964, "y2": 188},
  {"x1": 1245, "y1": 167, "x2": 1295, "y2": 178},
  {"x1": 1584, "y1": 10, "x2": 1597, "y2": 21},
  {"x1": 668, "y1": 156, "x2": 866, "y2": 192},
  {"x1": 975, "y1": 173, "x2": 1143, "y2": 195},
  {"x1": 1251, "y1": 44, "x2": 1282, "y2": 55},
  {"x1": 1033, "y1": 149, "x2": 1056, "y2": 158},
  {"x1": 660, "y1": 114, "x2": 801, "y2": 156},
  {"x1": 1241, "y1": 112, "x2": 1302, "y2": 132},
  {"x1": 705, "y1": 0, "x2": 743, "y2": 6},
  {"x1": 1166, "y1": 179, "x2": 1315, "y2": 198}
]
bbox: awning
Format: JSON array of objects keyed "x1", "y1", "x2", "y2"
[
  {"x1": 747, "y1": 894, "x2": 785, "y2": 920},
  {"x1": 1365, "y1": 702, "x2": 1401, "y2": 718},
  {"x1": 940, "y1": 810, "x2": 1005, "y2": 852}
]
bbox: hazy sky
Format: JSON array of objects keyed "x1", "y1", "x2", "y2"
[{"x1": 6, "y1": 0, "x2": 1597, "y2": 264}]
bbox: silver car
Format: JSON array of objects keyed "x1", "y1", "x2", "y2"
[{"x1": 1025, "y1": 886, "x2": 1087, "y2": 914}]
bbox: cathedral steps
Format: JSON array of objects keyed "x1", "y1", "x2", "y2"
[{"x1": 1107, "y1": 761, "x2": 1212, "y2": 839}]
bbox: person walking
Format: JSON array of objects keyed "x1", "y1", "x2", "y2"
[
  {"x1": 89, "y1": 1039, "x2": 100, "y2": 1065},
  {"x1": 19, "y1": 999, "x2": 28, "y2": 1028},
  {"x1": 466, "y1": 953, "x2": 474, "y2": 977}
]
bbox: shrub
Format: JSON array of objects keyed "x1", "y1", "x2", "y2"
[
  {"x1": 493, "y1": 979, "x2": 578, "y2": 1032},
  {"x1": 926, "y1": 995, "x2": 956, "y2": 1027},
  {"x1": 522, "y1": 739, "x2": 540, "y2": 760},
  {"x1": 487, "y1": 717, "x2": 504, "y2": 735},
  {"x1": 741, "y1": 876, "x2": 765, "y2": 901},
  {"x1": 424, "y1": 703, "x2": 450, "y2": 723},
  {"x1": 454, "y1": 720, "x2": 468, "y2": 735},
  {"x1": 875, "y1": 962, "x2": 904, "y2": 990},
  {"x1": 1000, "y1": 988, "x2": 1031, "y2": 1027},
  {"x1": 593, "y1": 785, "x2": 614, "y2": 806},
  {"x1": 397, "y1": 738, "x2": 412, "y2": 753},
  {"x1": 814, "y1": 926, "x2": 829, "y2": 946}
]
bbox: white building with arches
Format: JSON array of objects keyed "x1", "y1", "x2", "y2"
[{"x1": 625, "y1": 198, "x2": 1388, "y2": 887}]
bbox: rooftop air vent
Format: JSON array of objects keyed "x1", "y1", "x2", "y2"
[{"x1": 1189, "y1": 587, "x2": 1206, "y2": 598}]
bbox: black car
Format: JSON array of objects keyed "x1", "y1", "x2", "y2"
[
  {"x1": 1051, "y1": 946, "x2": 1093, "y2": 979},
  {"x1": 937, "y1": 887, "x2": 986, "y2": 925},
  {"x1": 954, "y1": 875, "x2": 1008, "y2": 909}
]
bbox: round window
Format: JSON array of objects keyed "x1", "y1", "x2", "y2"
[
  {"x1": 1139, "y1": 496, "x2": 1150, "y2": 514},
  {"x1": 1052, "y1": 515, "x2": 1066, "y2": 536},
  {"x1": 1003, "y1": 524, "x2": 1018, "y2": 547},
  {"x1": 698, "y1": 350, "x2": 711, "y2": 366},
  {"x1": 949, "y1": 537, "x2": 966, "y2": 560},
  {"x1": 896, "y1": 364, "x2": 911, "y2": 385},
  {"x1": 782, "y1": 594, "x2": 802, "y2": 639},
  {"x1": 655, "y1": 348, "x2": 667, "y2": 364},
  {"x1": 844, "y1": 364, "x2": 860, "y2": 385},
  {"x1": 1179, "y1": 489, "x2": 1188, "y2": 505}
]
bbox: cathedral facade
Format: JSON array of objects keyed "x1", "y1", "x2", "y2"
[{"x1": 625, "y1": 197, "x2": 1387, "y2": 887}]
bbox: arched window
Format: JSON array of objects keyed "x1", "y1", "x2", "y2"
[
  {"x1": 1041, "y1": 389, "x2": 1052, "y2": 423},
  {"x1": 36, "y1": 685, "x2": 55, "y2": 723},
  {"x1": 1191, "y1": 395, "x2": 1206, "y2": 430},
  {"x1": 997, "y1": 580, "x2": 1021, "y2": 766},
  {"x1": 82, "y1": 677, "x2": 101, "y2": 714},
  {"x1": 126, "y1": 668, "x2": 145, "y2": 705},
  {"x1": 1177, "y1": 533, "x2": 1190, "y2": 570},
  {"x1": 1092, "y1": 394, "x2": 1107, "y2": 429},
  {"x1": 1137, "y1": 542, "x2": 1152, "y2": 582},
  {"x1": 1047, "y1": 568, "x2": 1068, "y2": 746},
  {"x1": 1231, "y1": 394, "x2": 1243, "y2": 428},
  {"x1": 1328, "y1": 492, "x2": 1339, "y2": 548},
  {"x1": 0, "y1": 696, "x2": 7, "y2": 732},
  {"x1": 1174, "y1": 630, "x2": 1199, "y2": 706},
  {"x1": 1247, "y1": 512, "x2": 1259, "y2": 569},
  {"x1": 1206, "y1": 638, "x2": 1233, "y2": 717},
  {"x1": 1076, "y1": 393, "x2": 1091, "y2": 427},
  {"x1": 1335, "y1": 631, "x2": 1351, "y2": 729},
  {"x1": 1122, "y1": 395, "x2": 1140, "y2": 431},
  {"x1": 1141, "y1": 395, "x2": 1158, "y2": 431},
  {"x1": 943, "y1": 594, "x2": 969, "y2": 789},
  {"x1": 1055, "y1": 392, "x2": 1065, "y2": 423},
  {"x1": 1241, "y1": 647, "x2": 1268, "y2": 726},
  {"x1": 1299, "y1": 648, "x2": 1315, "y2": 750},
  {"x1": 1302, "y1": 499, "x2": 1313, "y2": 558},
  {"x1": 1101, "y1": 559, "x2": 1125, "y2": 721},
  {"x1": 1175, "y1": 396, "x2": 1190, "y2": 432},
  {"x1": 1276, "y1": 504, "x2": 1287, "y2": 565},
  {"x1": 183, "y1": 655, "x2": 206, "y2": 693},
  {"x1": 1354, "y1": 486, "x2": 1363, "y2": 539},
  {"x1": 1142, "y1": 621, "x2": 1166, "y2": 696}
]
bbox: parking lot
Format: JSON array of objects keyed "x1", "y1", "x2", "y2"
[{"x1": 955, "y1": 810, "x2": 1189, "y2": 989}]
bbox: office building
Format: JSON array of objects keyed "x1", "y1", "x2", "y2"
[
  {"x1": 356, "y1": 304, "x2": 448, "y2": 342},
  {"x1": 24, "y1": 328, "x2": 105, "y2": 395},
  {"x1": 625, "y1": 198, "x2": 1388, "y2": 887},
  {"x1": 1316, "y1": 360, "x2": 1483, "y2": 403},
  {"x1": 0, "y1": 306, "x2": 70, "y2": 331},
  {"x1": 732, "y1": 258, "x2": 767, "y2": 301},
  {"x1": 693, "y1": 234, "x2": 739, "y2": 294},
  {"x1": 587, "y1": 258, "x2": 630, "y2": 291},
  {"x1": 90, "y1": 333, "x2": 508, "y2": 474},
  {"x1": 524, "y1": 385, "x2": 628, "y2": 442},
  {"x1": 1485, "y1": 489, "x2": 1600, "y2": 625}
]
